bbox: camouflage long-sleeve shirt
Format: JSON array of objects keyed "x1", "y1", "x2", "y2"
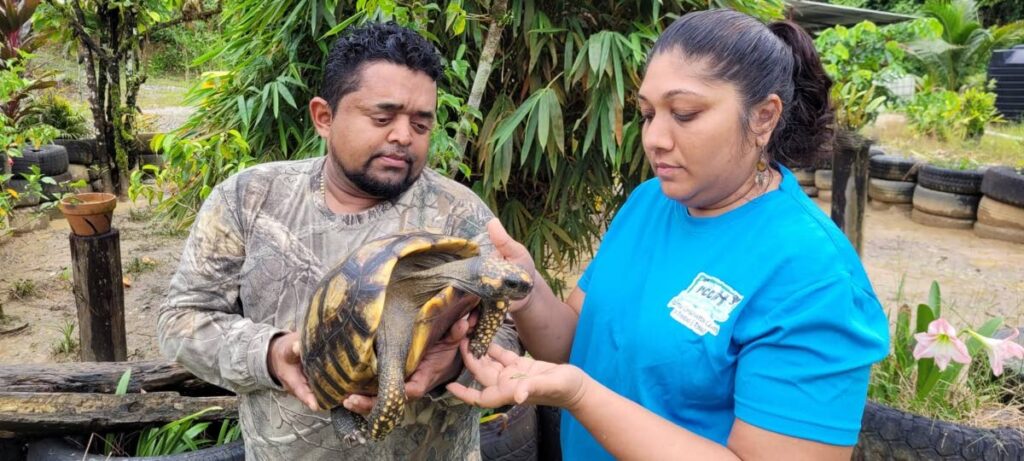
[{"x1": 157, "y1": 157, "x2": 520, "y2": 460}]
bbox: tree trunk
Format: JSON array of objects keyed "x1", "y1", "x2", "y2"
[
  {"x1": 0, "y1": 361, "x2": 196, "y2": 394},
  {"x1": 70, "y1": 230, "x2": 127, "y2": 362},
  {"x1": 453, "y1": 0, "x2": 508, "y2": 160},
  {"x1": 830, "y1": 130, "x2": 870, "y2": 256},
  {"x1": 0, "y1": 392, "x2": 237, "y2": 434},
  {"x1": 79, "y1": 42, "x2": 114, "y2": 194}
]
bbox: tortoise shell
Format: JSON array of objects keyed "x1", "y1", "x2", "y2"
[{"x1": 299, "y1": 232, "x2": 480, "y2": 410}]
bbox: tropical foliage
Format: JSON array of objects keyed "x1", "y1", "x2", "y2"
[
  {"x1": 907, "y1": 0, "x2": 1024, "y2": 91},
  {"x1": 45, "y1": 0, "x2": 223, "y2": 195}
]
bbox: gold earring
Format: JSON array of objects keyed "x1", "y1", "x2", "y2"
[{"x1": 755, "y1": 154, "x2": 768, "y2": 188}]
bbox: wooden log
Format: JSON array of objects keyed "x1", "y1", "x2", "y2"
[
  {"x1": 70, "y1": 229, "x2": 127, "y2": 362},
  {"x1": 0, "y1": 392, "x2": 237, "y2": 434},
  {"x1": 0, "y1": 361, "x2": 196, "y2": 394},
  {"x1": 830, "y1": 132, "x2": 871, "y2": 256}
]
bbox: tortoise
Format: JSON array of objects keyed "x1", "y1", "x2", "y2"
[{"x1": 300, "y1": 232, "x2": 533, "y2": 444}]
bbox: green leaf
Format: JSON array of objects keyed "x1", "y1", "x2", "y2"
[
  {"x1": 115, "y1": 368, "x2": 132, "y2": 395},
  {"x1": 537, "y1": 94, "x2": 550, "y2": 151},
  {"x1": 928, "y1": 281, "x2": 941, "y2": 318},
  {"x1": 276, "y1": 82, "x2": 297, "y2": 109},
  {"x1": 916, "y1": 303, "x2": 936, "y2": 334},
  {"x1": 894, "y1": 304, "x2": 913, "y2": 371}
]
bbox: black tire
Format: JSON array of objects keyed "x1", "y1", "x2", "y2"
[
  {"x1": 41, "y1": 171, "x2": 74, "y2": 201},
  {"x1": 55, "y1": 138, "x2": 96, "y2": 165},
  {"x1": 536, "y1": 406, "x2": 562, "y2": 461},
  {"x1": 918, "y1": 164, "x2": 984, "y2": 195},
  {"x1": 814, "y1": 169, "x2": 832, "y2": 191},
  {"x1": 977, "y1": 196, "x2": 1024, "y2": 231},
  {"x1": 13, "y1": 144, "x2": 69, "y2": 176},
  {"x1": 140, "y1": 154, "x2": 164, "y2": 168},
  {"x1": 870, "y1": 155, "x2": 920, "y2": 181},
  {"x1": 26, "y1": 438, "x2": 245, "y2": 461},
  {"x1": 5, "y1": 178, "x2": 40, "y2": 207},
  {"x1": 481, "y1": 404, "x2": 539, "y2": 461},
  {"x1": 868, "y1": 179, "x2": 915, "y2": 204},
  {"x1": 853, "y1": 401, "x2": 1024, "y2": 460},
  {"x1": 135, "y1": 132, "x2": 159, "y2": 156},
  {"x1": 974, "y1": 221, "x2": 1024, "y2": 245},
  {"x1": 981, "y1": 167, "x2": 1024, "y2": 208},
  {"x1": 911, "y1": 208, "x2": 975, "y2": 230},
  {"x1": 913, "y1": 185, "x2": 980, "y2": 219}
]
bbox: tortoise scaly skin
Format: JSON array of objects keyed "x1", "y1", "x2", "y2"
[{"x1": 300, "y1": 232, "x2": 532, "y2": 444}]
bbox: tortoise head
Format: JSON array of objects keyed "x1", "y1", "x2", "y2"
[{"x1": 466, "y1": 257, "x2": 534, "y2": 301}]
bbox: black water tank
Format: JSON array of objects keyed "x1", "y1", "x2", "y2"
[{"x1": 990, "y1": 45, "x2": 1024, "y2": 121}]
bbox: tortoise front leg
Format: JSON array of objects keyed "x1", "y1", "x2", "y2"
[
  {"x1": 468, "y1": 298, "x2": 509, "y2": 358},
  {"x1": 331, "y1": 406, "x2": 368, "y2": 446}
]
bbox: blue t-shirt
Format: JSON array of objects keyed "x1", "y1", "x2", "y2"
[{"x1": 561, "y1": 168, "x2": 890, "y2": 459}]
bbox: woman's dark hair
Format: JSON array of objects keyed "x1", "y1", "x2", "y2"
[
  {"x1": 321, "y1": 22, "x2": 443, "y2": 112},
  {"x1": 649, "y1": 10, "x2": 834, "y2": 168}
]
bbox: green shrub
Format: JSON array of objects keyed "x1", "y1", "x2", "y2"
[
  {"x1": 21, "y1": 92, "x2": 90, "y2": 139},
  {"x1": 903, "y1": 87, "x2": 1001, "y2": 141}
]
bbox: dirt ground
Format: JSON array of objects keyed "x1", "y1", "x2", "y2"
[{"x1": 0, "y1": 195, "x2": 1022, "y2": 365}]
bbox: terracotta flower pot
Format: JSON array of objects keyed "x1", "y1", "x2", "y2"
[{"x1": 58, "y1": 192, "x2": 117, "y2": 236}]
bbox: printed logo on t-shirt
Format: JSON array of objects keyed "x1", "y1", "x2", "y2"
[{"x1": 667, "y1": 272, "x2": 744, "y2": 336}]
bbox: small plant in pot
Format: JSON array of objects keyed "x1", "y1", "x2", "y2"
[{"x1": 58, "y1": 192, "x2": 117, "y2": 236}]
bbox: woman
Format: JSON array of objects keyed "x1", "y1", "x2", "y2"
[{"x1": 447, "y1": 9, "x2": 890, "y2": 460}]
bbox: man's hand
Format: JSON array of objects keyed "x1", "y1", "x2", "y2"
[
  {"x1": 268, "y1": 331, "x2": 319, "y2": 411},
  {"x1": 343, "y1": 313, "x2": 476, "y2": 415}
]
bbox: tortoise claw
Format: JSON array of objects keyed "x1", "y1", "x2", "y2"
[
  {"x1": 343, "y1": 429, "x2": 369, "y2": 447},
  {"x1": 332, "y1": 406, "x2": 369, "y2": 447}
]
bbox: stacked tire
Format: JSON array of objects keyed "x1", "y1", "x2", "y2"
[
  {"x1": 6, "y1": 144, "x2": 72, "y2": 233},
  {"x1": 814, "y1": 168, "x2": 832, "y2": 203},
  {"x1": 793, "y1": 168, "x2": 817, "y2": 197},
  {"x1": 868, "y1": 155, "x2": 918, "y2": 208},
  {"x1": 55, "y1": 138, "x2": 101, "y2": 192},
  {"x1": 911, "y1": 165, "x2": 984, "y2": 230},
  {"x1": 975, "y1": 167, "x2": 1024, "y2": 244}
]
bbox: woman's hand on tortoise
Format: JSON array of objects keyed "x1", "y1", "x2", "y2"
[
  {"x1": 267, "y1": 331, "x2": 319, "y2": 412},
  {"x1": 446, "y1": 341, "x2": 588, "y2": 410}
]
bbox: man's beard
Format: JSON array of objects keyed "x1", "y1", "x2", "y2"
[{"x1": 331, "y1": 145, "x2": 419, "y2": 200}]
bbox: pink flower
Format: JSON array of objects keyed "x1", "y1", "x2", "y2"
[
  {"x1": 913, "y1": 319, "x2": 971, "y2": 370},
  {"x1": 970, "y1": 329, "x2": 1024, "y2": 377}
]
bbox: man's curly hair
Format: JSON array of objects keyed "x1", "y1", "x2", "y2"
[{"x1": 320, "y1": 22, "x2": 443, "y2": 112}]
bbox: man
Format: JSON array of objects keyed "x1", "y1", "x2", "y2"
[{"x1": 157, "y1": 22, "x2": 519, "y2": 460}]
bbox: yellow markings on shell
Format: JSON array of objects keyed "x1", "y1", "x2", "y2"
[
  {"x1": 304, "y1": 285, "x2": 324, "y2": 338},
  {"x1": 316, "y1": 357, "x2": 348, "y2": 406},
  {"x1": 405, "y1": 288, "x2": 455, "y2": 374},
  {"x1": 396, "y1": 236, "x2": 433, "y2": 258},
  {"x1": 319, "y1": 276, "x2": 349, "y2": 321}
]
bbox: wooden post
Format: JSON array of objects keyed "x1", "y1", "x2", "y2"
[
  {"x1": 830, "y1": 133, "x2": 871, "y2": 256},
  {"x1": 69, "y1": 229, "x2": 127, "y2": 361}
]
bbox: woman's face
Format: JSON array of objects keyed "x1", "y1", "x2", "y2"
[{"x1": 637, "y1": 52, "x2": 763, "y2": 209}]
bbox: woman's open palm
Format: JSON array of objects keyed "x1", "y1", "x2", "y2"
[{"x1": 446, "y1": 341, "x2": 586, "y2": 410}]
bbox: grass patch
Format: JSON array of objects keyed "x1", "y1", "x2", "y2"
[
  {"x1": 866, "y1": 116, "x2": 1024, "y2": 168},
  {"x1": 124, "y1": 256, "x2": 159, "y2": 275},
  {"x1": 128, "y1": 208, "x2": 155, "y2": 223},
  {"x1": 9, "y1": 279, "x2": 38, "y2": 300},
  {"x1": 52, "y1": 319, "x2": 78, "y2": 356}
]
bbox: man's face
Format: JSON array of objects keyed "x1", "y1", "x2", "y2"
[{"x1": 315, "y1": 61, "x2": 437, "y2": 199}]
